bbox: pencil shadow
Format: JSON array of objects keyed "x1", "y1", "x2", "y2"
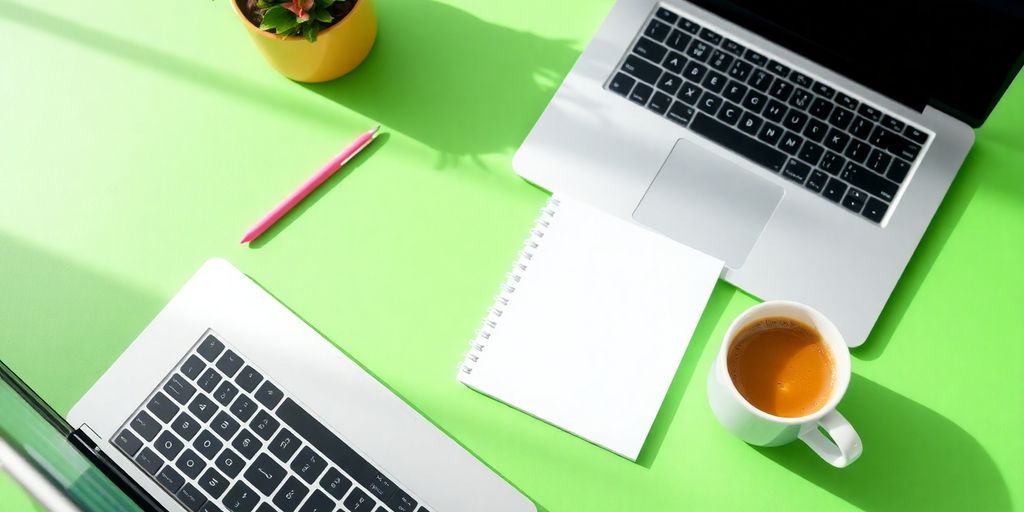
[
  {"x1": 756, "y1": 374, "x2": 1011, "y2": 511},
  {"x1": 636, "y1": 281, "x2": 736, "y2": 468},
  {"x1": 248, "y1": 132, "x2": 390, "y2": 248},
  {"x1": 298, "y1": 0, "x2": 580, "y2": 166}
]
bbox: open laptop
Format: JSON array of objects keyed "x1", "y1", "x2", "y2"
[
  {"x1": 2, "y1": 259, "x2": 534, "y2": 512},
  {"x1": 514, "y1": 0, "x2": 1024, "y2": 346}
]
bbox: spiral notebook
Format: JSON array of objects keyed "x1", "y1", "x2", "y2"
[{"x1": 457, "y1": 196, "x2": 723, "y2": 460}]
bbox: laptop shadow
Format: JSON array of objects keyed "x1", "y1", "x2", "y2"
[
  {"x1": 297, "y1": 0, "x2": 581, "y2": 167},
  {"x1": 756, "y1": 374, "x2": 1010, "y2": 511}
]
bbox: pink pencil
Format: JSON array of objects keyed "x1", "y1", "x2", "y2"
[{"x1": 241, "y1": 125, "x2": 381, "y2": 244}]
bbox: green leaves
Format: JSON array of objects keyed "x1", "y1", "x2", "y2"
[{"x1": 253, "y1": 0, "x2": 345, "y2": 43}]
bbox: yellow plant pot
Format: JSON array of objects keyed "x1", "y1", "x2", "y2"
[{"x1": 231, "y1": 0, "x2": 377, "y2": 83}]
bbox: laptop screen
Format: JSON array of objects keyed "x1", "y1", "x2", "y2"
[
  {"x1": 689, "y1": 0, "x2": 1024, "y2": 126},
  {"x1": 0, "y1": 364, "x2": 143, "y2": 512}
]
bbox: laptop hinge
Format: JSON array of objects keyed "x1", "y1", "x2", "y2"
[{"x1": 68, "y1": 425, "x2": 167, "y2": 512}]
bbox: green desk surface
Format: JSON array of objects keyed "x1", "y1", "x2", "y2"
[{"x1": 1, "y1": 1, "x2": 1021, "y2": 510}]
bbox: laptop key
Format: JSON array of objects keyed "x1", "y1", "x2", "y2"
[
  {"x1": 806, "y1": 170, "x2": 829, "y2": 193},
  {"x1": 273, "y1": 476, "x2": 310, "y2": 512},
  {"x1": 156, "y1": 466, "x2": 186, "y2": 493},
  {"x1": 768, "y1": 79, "x2": 793, "y2": 102},
  {"x1": 199, "y1": 504, "x2": 223, "y2": 512},
  {"x1": 255, "y1": 381, "x2": 284, "y2": 410},
  {"x1": 656, "y1": 73, "x2": 682, "y2": 95},
  {"x1": 216, "y1": 448, "x2": 245, "y2": 478},
  {"x1": 193, "y1": 430, "x2": 224, "y2": 460},
  {"x1": 782, "y1": 159, "x2": 811, "y2": 184},
  {"x1": 741, "y1": 90, "x2": 767, "y2": 114},
  {"x1": 197, "y1": 335, "x2": 225, "y2": 362},
  {"x1": 842, "y1": 188, "x2": 868, "y2": 213},
  {"x1": 651, "y1": 91, "x2": 675, "y2": 115},
  {"x1": 683, "y1": 61, "x2": 708, "y2": 83},
  {"x1": 887, "y1": 158, "x2": 911, "y2": 183},
  {"x1": 676, "y1": 81, "x2": 703, "y2": 105},
  {"x1": 223, "y1": 481, "x2": 260, "y2": 512},
  {"x1": 849, "y1": 116, "x2": 873, "y2": 140},
  {"x1": 189, "y1": 394, "x2": 217, "y2": 423},
  {"x1": 716, "y1": 102, "x2": 742, "y2": 126},
  {"x1": 300, "y1": 490, "x2": 335, "y2": 512},
  {"x1": 114, "y1": 429, "x2": 143, "y2": 456},
  {"x1": 631, "y1": 82, "x2": 654, "y2": 106},
  {"x1": 698, "y1": 27, "x2": 722, "y2": 45},
  {"x1": 685, "y1": 40, "x2": 712, "y2": 63},
  {"x1": 633, "y1": 37, "x2": 667, "y2": 63},
  {"x1": 783, "y1": 111, "x2": 808, "y2": 133},
  {"x1": 291, "y1": 447, "x2": 329, "y2": 484},
  {"x1": 665, "y1": 29, "x2": 693, "y2": 53},
  {"x1": 822, "y1": 178, "x2": 848, "y2": 203},
  {"x1": 756, "y1": 122, "x2": 784, "y2": 146},
  {"x1": 177, "y1": 483, "x2": 208, "y2": 512},
  {"x1": 857, "y1": 103, "x2": 882, "y2": 121},
  {"x1": 737, "y1": 112, "x2": 762, "y2": 136},
  {"x1": 232, "y1": 429, "x2": 263, "y2": 459},
  {"x1": 269, "y1": 428, "x2": 303, "y2": 463},
  {"x1": 689, "y1": 113, "x2": 787, "y2": 172},
  {"x1": 824, "y1": 129, "x2": 850, "y2": 152},
  {"x1": 655, "y1": 7, "x2": 678, "y2": 24},
  {"x1": 789, "y1": 70, "x2": 813, "y2": 89},
  {"x1": 666, "y1": 101, "x2": 695, "y2": 126},
  {"x1": 136, "y1": 447, "x2": 164, "y2": 476},
  {"x1": 196, "y1": 368, "x2": 222, "y2": 393},
  {"x1": 808, "y1": 97, "x2": 833, "y2": 120},
  {"x1": 835, "y1": 92, "x2": 858, "y2": 111},
  {"x1": 245, "y1": 453, "x2": 288, "y2": 496},
  {"x1": 212, "y1": 411, "x2": 240, "y2": 441},
  {"x1": 156, "y1": 431, "x2": 185, "y2": 460},
  {"x1": 819, "y1": 151, "x2": 846, "y2": 175},
  {"x1": 165, "y1": 374, "x2": 197, "y2": 405},
  {"x1": 708, "y1": 49, "x2": 733, "y2": 73},
  {"x1": 904, "y1": 125, "x2": 928, "y2": 144},
  {"x1": 663, "y1": 51, "x2": 687, "y2": 74},
  {"x1": 844, "y1": 139, "x2": 871, "y2": 163},
  {"x1": 881, "y1": 114, "x2": 905, "y2": 133},
  {"x1": 676, "y1": 16, "x2": 700, "y2": 34},
  {"x1": 216, "y1": 350, "x2": 244, "y2": 378},
  {"x1": 702, "y1": 71, "x2": 727, "y2": 94},
  {"x1": 721, "y1": 38, "x2": 745, "y2": 56},
  {"x1": 803, "y1": 118, "x2": 827, "y2": 143},
  {"x1": 344, "y1": 488, "x2": 376, "y2": 512},
  {"x1": 320, "y1": 468, "x2": 353, "y2": 500},
  {"x1": 747, "y1": 69, "x2": 773, "y2": 92},
  {"x1": 727, "y1": 59, "x2": 753, "y2": 81},
  {"x1": 171, "y1": 411, "x2": 202, "y2": 441},
  {"x1": 862, "y1": 197, "x2": 890, "y2": 223},
  {"x1": 812, "y1": 82, "x2": 835, "y2": 99},
  {"x1": 622, "y1": 55, "x2": 661, "y2": 85},
  {"x1": 788, "y1": 88, "x2": 812, "y2": 110},
  {"x1": 213, "y1": 381, "x2": 240, "y2": 406},
  {"x1": 131, "y1": 411, "x2": 162, "y2": 441},
  {"x1": 865, "y1": 148, "x2": 893, "y2": 174},
  {"x1": 763, "y1": 100, "x2": 787, "y2": 123},
  {"x1": 742, "y1": 49, "x2": 767, "y2": 67},
  {"x1": 829, "y1": 107, "x2": 854, "y2": 130},
  {"x1": 147, "y1": 392, "x2": 180, "y2": 423},
  {"x1": 644, "y1": 18, "x2": 671, "y2": 42},
  {"x1": 230, "y1": 394, "x2": 259, "y2": 422},
  {"x1": 841, "y1": 163, "x2": 898, "y2": 201},
  {"x1": 200, "y1": 468, "x2": 230, "y2": 499},
  {"x1": 181, "y1": 355, "x2": 206, "y2": 380},
  {"x1": 798, "y1": 141, "x2": 824, "y2": 167},
  {"x1": 176, "y1": 448, "x2": 207, "y2": 479},
  {"x1": 608, "y1": 73, "x2": 635, "y2": 96},
  {"x1": 696, "y1": 92, "x2": 722, "y2": 116},
  {"x1": 722, "y1": 80, "x2": 747, "y2": 104},
  {"x1": 251, "y1": 410, "x2": 281, "y2": 441}
]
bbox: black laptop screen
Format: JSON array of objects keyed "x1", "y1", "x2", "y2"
[{"x1": 688, "y1": 0, "x2": 1024, "y2": 126}]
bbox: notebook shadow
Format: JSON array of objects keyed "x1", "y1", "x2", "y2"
[
  {"x1": 854, "y1": 147, "x2": 983, "y2": 360},
  {"x1": 248, "y1": 132, "x2": 390, "y2": 248},
  {"x1": 298, "y1": 0, "x2": 580, "y2": 166},
  {"x1": 636, "y1": 281, "x2": 736, "y2": 468},
  {"x1": 756, "y1": 374, "x2": 1010, "y2": 511}
]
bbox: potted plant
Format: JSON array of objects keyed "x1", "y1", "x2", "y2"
[{"x1": 231, "y1": 0, "x2": 377, "y2": 83}]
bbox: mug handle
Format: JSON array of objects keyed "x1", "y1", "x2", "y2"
[{"x1": 798, "y1": 410, "x2": 863, "y2": 468}]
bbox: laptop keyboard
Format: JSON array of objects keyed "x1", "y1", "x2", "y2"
[
  {"x1": 607, "y1": 6, "x2": 932, "y2": 225},
  {"x1": 110, "y1": 333, "x2": 426, "y2": 512}
]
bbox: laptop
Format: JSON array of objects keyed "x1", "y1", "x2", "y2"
[
  {"x1": 514, "y1": 0, "x2": 1024, "y2": 346},
  {"x1": 1, "y1": 259, "x2": 534, "y2": 512}
]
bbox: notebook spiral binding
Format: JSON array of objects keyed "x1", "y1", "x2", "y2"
[{"x1": 459, "y1": 197, "x2": 561, "y2": 375}]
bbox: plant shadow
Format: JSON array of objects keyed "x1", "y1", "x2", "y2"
[
  {"x1": 635, "y1": 281, "x2": 736, "y2": 468},
  {"x1": 248, "y1": 132, "x2": 390, "y2": 248},
  {"x1": 757, "y1": 374, "x2": 1011, "y2": 511},
  {"x1": 299, "y1": 0, "x2": 580, "y2": 166}
]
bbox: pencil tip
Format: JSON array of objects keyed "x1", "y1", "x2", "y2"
[
  {"x1": 370, "y1": 125, "x2": 381, "y2": 137},
  {"x1": 240, "y1": 235, "x2": 251, "y2": 244}
]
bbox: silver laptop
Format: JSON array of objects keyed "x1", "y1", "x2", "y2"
[
  {"x1": 0, "y1": 259, "x2": 534, "y2": 512},
  {"x1": 514, "y1": 0, "x2": 1024, "y2": 346}
]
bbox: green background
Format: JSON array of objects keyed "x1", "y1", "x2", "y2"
[{"x1": 1, "y1": 0, "x2": 1021, "y2": 510}]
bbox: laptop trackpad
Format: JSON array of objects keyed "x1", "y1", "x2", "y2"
[{"x1": 633, "y1": 138, "x2": 784, "y2": 269}]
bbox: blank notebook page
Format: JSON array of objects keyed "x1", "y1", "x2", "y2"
[{"x1": 458, "y1": 196, "x2": 722, "y2": 460}]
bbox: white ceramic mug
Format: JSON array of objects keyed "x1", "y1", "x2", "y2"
[{"x1": 707, "y1": 301, "x2": 863, "y2": 468}]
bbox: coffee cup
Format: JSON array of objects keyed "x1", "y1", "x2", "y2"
[{"x1": 707, "y1": 300, "x2": 862, "y2": 467}]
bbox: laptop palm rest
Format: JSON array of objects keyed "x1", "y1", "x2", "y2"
[{"x1": 633, "y1": 138, "x2": 784, "y2": 269}]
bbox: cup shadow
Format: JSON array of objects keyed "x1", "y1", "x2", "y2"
[
  {"x1": 298, "y1": 0, "x2": 580, "y2": 166},
  {"x1": 756, "y1": 374, "x2": 1011, "y2": 511}
]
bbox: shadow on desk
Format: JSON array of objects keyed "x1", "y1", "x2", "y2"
[
  {"x1": 757, "y1": 374, "x2": 1010, "y2": 512},
  {"x1": 300, "y1": 0, "x2": 580, "y2": 166}
]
